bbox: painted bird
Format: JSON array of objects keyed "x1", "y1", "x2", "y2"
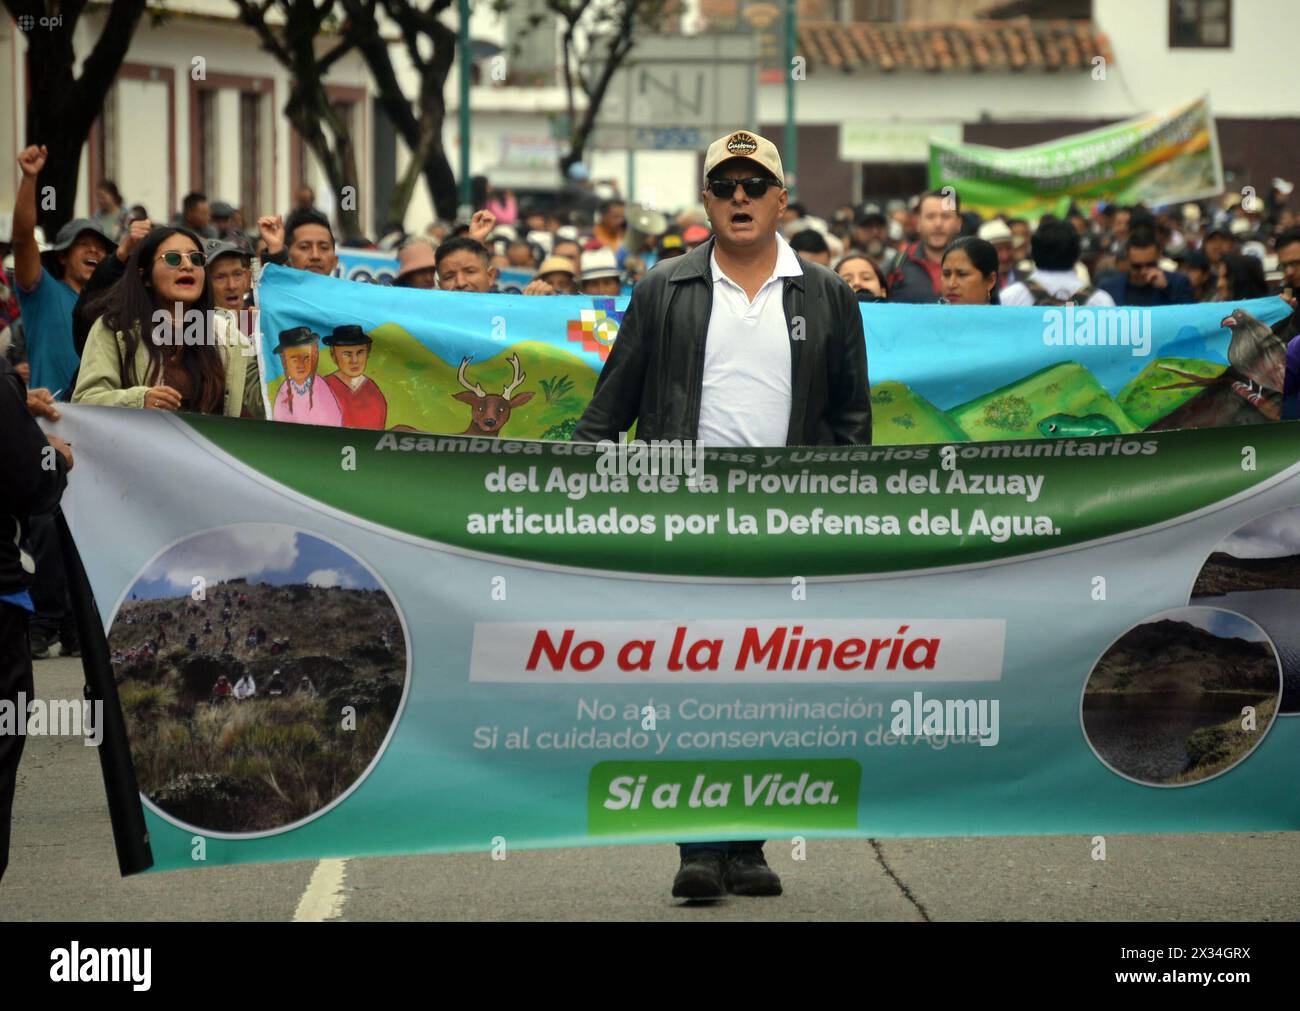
[{"x1": 1153, "y1": 308, "x2": 1287, "y2": 420}]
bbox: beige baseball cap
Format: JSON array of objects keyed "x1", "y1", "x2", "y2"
[{"x1": 703, "y1": 130, "x2": 785, "y2": 186}]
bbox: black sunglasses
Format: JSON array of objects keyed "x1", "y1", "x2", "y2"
[
  {"x1": 707, "y1": 177, "x2": 776, "y2": 200},
  {"x1": 160, "y1": 250, "x2": 206, "y2": 268}
]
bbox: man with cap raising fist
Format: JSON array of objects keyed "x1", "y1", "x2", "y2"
[
  {"x1": 322, "y1": 325, "x2": 387, "y2": 429},
  {"x1": 11, "y1": 145, "x2": 115, "y2": 398},
  {"x1": 575, "y1": 129, "x2": 872, "y2": 902},
  {"x1": 272, "y1": 327, "x2": 343, "y2": 426}
]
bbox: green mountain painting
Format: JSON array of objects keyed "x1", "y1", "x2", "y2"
[
  {"x1": 949, "y1": 362, "x2": 1141, "y2": 441},
  {"x1": 268, "y1": 325, "x2": 599, "y2": 439},
  {"x1": 870, "y1": 381, "x2": 968, "y2": 444},
  {"x1": 1118, "y1": 357, "x2": 1229, "y2": 429}
]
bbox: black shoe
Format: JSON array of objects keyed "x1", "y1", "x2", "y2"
[
  {"x1": 60, "y1": 640, "x2": 81, "y2": 658},
  {"x1": 30, "y1": 633, "x2": 52, "y2": 660},
  {"x1": 724, "y1": 849, "x2": 783, "y2": 897},
  {"x1": 672, "y1": 849, "x2": 727, "y2": 899}
]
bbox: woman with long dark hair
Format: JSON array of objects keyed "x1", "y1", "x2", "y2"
[
  {"x1": 941, "y1": 237, "x2": 1001, "y2": 305},
  {"x1": 1214, "y1": 253, "x2": 1269, "y2": 302},
  {"x1": 72, "y1": 226, "x2": 264, "y2": 417}
]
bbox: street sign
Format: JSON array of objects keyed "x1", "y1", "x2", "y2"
[{"x1": 588, "y1": 34, "x2": 759, "y2": 152}]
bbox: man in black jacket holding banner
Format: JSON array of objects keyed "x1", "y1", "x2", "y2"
[
  {"x1": 0, "y1": 362, "x2": 71, "y2": 882},
  {"x1": 576, "y1": 130, "x2": 872, "y2": 899}
]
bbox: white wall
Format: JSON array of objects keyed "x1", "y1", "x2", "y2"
[
  {"x1": 1095, "y1": 0, "x2": 1300, "y2": 118},
  {"x1": 762, "y1": 0, "x2": 1300, "y2": 128},
  {"x1": 0, "y1": 18, "x2": 19, "y2": 220},
  {"x1": 115, "y1": 78, "x2": 171, "y2": 222}
]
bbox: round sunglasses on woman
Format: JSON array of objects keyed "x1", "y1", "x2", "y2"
[
  {"x1": 159, "y1": 249, "x2": 207, "y2": 269},
  {"x1": 72, "y1": 226, "x2": 265, "y2": 418}
]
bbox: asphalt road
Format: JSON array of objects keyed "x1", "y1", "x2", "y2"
[{"x1": 4, "y1": 655, "x2": 1298, "y2": 922}]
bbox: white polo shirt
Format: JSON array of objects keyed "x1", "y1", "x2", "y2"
[{"x1": 697, "y1": 234, "x2": 803, "y2": 448}]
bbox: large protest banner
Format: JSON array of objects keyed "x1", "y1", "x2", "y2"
[
  {"x1": 928, "y1": 96, "x2": 1224, "y2": 219},
  {"x1": 59, "y1": 403, "x2": 1300, "y2": 873},
  {"x1": 256, "y1": 263, "x2": 1290, "y2": 443}
]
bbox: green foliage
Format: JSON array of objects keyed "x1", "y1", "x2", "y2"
[
  {"x1": 869, "y1": 381, "x2": 968, "y2": 445},
  {"x1": 951, "y1": 362, "x2": 1139, "y2": 440},
  {"x1": 543, "y1": 417, "x2": 580, "y2": 441},
  {"x1": 236, "y1": 723, "x2": 322, "y2": 761},
  {"x1": 119, "y1": 682, "x2": 172, "y2": 718},
  {"x1": 540, "y1": 375, "x2": 576, "y2": 402},
  {"x1": 1185, "y1": 725, "x2": 1233, "y2": 769},
  {"x1": 981, "y1": 395, "x2": 1033, "y2": 431},
  {"x1": 112, "y1": 580, "x2": 408, "y2": 833}
]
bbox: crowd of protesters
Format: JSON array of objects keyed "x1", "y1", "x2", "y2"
[
  {"x1": 3, "y1": 143, "x2": 1300, "y2": 656},
  {"x1": 5, "y1": 131, "x2": 1300, "y2": 892}
]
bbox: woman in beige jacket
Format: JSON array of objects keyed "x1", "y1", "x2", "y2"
[{"x1": 73, "y1": 226, "x2": 265, "y2": 418}]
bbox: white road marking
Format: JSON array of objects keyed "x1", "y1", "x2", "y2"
[{"x1": 293, "y1": 858, "x2": 349, "y2": 922}]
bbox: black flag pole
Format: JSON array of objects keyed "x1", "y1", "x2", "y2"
[{"x1": 55, "y1": 509, "x2": 154, "y2": 876}]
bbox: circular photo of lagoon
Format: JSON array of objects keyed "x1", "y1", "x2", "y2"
[
  {"x1": 1080, "y1": 607, "x2": 1280, "y2": 787},
  {"x1": 1190, "y1": 506, "x2": 1300, "y2": 714},
  {"x1": 108, "y1": 523, "x2": 409, "y2": 836}
]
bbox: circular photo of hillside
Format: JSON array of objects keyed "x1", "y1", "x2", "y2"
[
  {"x1": 1081, "y1": 607, "x2": 1281, "y2": 787},
  {"x1": 1190, "y1": 506, "x2": 1300, "y2": 714},
  {"x1": 108, "y1": 524, "x2": 409, "y2": 836}
]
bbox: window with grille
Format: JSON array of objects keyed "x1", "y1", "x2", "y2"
[
  {"x1": 196, "y1": 89, "x2": 217, "y2": 197},
  {"x1": 239, "y1": 92, "x2": 262, "y2": 225},
  {"x1": 1169, "y1": 0, "x2": 1231, "y2": 48}
]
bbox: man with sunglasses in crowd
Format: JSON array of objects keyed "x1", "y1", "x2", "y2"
[{"x1": 575, "y1": 130, "x2": 871, "y2": 901}]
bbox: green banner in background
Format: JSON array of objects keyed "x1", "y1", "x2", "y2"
[{"x1": 929, "y1": 96, "x2": 1224, "y2": 218}]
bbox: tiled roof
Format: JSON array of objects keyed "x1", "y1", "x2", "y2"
[{"x1": 798, "y1": 18, "x2": 1113, "y2": 72}]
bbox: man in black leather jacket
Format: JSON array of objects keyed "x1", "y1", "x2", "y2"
[
  {"x1": 575, "y1": 130, "x2": 873, "y2": 901},
  {"x1": 574, "y1": 135, "x2": 871, "y2": 447}
]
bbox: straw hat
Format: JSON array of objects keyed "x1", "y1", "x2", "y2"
[
  {"x1": 536, "y1": 255, "x2": 577, "y2": 279},
  {"x1": 396, "y1": 238, "x2": 438, "y2": 281}
]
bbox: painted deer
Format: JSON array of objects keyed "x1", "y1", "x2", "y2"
[{"x1": 455, "y1": 354, "x2": 534, "y2": 436}]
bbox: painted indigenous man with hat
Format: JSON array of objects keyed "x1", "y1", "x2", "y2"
[
  {"x1": 322, "y1": 324, "x2": 387, "y2": 428},
  {"x1": 272, "y1": 326, "x2": 343, "y2": 426}
]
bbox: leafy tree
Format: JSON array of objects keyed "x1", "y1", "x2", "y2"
[
  {"x1": 341, "y1": 0, "x2": 460, "y2": 223},
  {"x1": 501, "y1": 0, "x2": 675, "y2": 178},
  {"x1": 232, "y1": 0, "x2": 365, "y2": 238}
]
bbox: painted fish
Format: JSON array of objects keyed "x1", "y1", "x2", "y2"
[{"x1": 1037, "y1": 413, "x2": 1122, "y2": 437}]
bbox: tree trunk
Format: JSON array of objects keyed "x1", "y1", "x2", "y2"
[
  {"x1": 7, "y1": 0, "x2": 148, "y2": 232},
  {"x1": 421, "y1": 140, "x2": 459, "y2": 223}
]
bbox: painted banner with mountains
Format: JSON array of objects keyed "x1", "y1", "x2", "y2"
[{"x1": 255, "y1": 264, "x2": 1291, "y2": 446}]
